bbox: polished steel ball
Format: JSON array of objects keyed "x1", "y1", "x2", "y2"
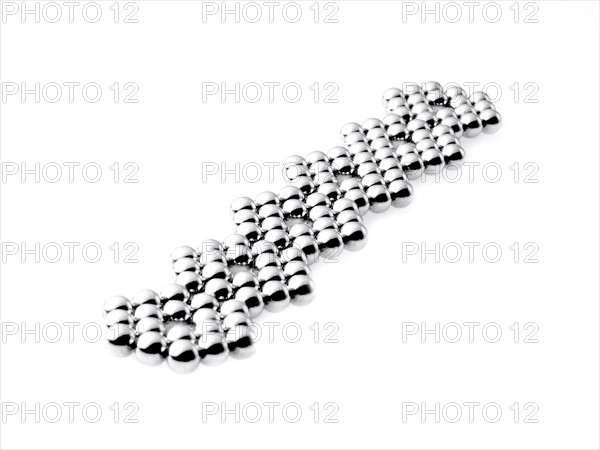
[
  {"x1": 382, "y1": 87, "x2": 404, "y2": 108},
  {"x1": 385, "y1": 96, "x2": 407, "y2": 112},
  {"x1": 388, "y1": 179, "x2": 414, "y2": 208},
  {"x1": 391, "y1": 105, "x2": 412, "y2": 123},
  {"x1": 316, "y1": 229, "x2": 344, "y2": 260},
  {"x1": 175, "y1": 272, "x2": 202, "y2": 294},
  {"x1": 415, "y1": 111, "x2": 436, "y2": 128},
  {"x1": 279, "y1": 185, "x2": 304, "y2": 202},
  {"x1": 436, "y1": 133, "x2": 459, "y2": 148},
  {"x1": 382, "y1": 113, "x2": 404, "y2": 128},
  {"x1": 201, "y1": 261, "x2": 230, "y2": 282},
  {"x1": 260, "y1": 217, "x2": 287, "y2": 233},
  {"x1": 411, "y1": 101, "x2": 433, "y2": 115},
  {"x1": 400, "y1": 152, "x2": 425, "y2": 180},
  {"x1": 222, "y1": 234, "x2": 250, "y2": 251},
  {"x1": 106, "y1": 323, "x2": 135, "y2": 357},
  {"x1": 474, "y1": 100, "x2": 495, "y2": 114},
  {"x1": 460, "y1": 112, "x2": 483, "y2": 138},
  {"x1": 340, "y1": 222, "x2": 368, "y2": 251},
  {"x1": 362, "y1": 118, "x2": 384, "y2": 134},
  {"x1": 331, "y1": 157, "x2": 355, "y2": 176},
  {"x1": 197, "y1": 249, "x2": 227, "y2": 267},
  {"x1": 343, "y1": 131, "x2": 367, "y2": 147},
  {"x1": 366, "y1": 127, "x2": 388, "y2": 143},
  {"x1": 230, "y1": 196, "x2": 256, "y2": 216},
  {"x1": 288, "y1": 175, "x2": 316, "y2": 195},
  {"x1": 282, "y1": 199, "x2": 307, "y2": 220},
  {"x1": 455, "y1": 103, "x2": 476, "y2": 117},
  {"x1": 479, "y1": 109, "x2": 502, "y2": 134},
  {"x1": 225, "y1": 244, "x2": 253, "y2": 267},
  {"x1": 425, "y1": 89, "x2": 446, "y2": 106},
  {"x1": 254, "y1": 252, "x2": 281, "y2": 270},
  {"x1": 410, "y1": 128, "x2": 434, "y2": 144},
  {"x1": 223, "y1": 311, "x2": 251, "y2": 332},
  {"x1": 356, "y1": 162, "x2": 380, "y2": 179},
  {"x1": 306, "y1": 150, "x2": 329, "y2": 167},
  {"x1": 279, "y1": 246, "x2": 308, "y2": 265},
  {"x1": 136, "y1": 317, "x2": 166, "y2": 335},
  {"x1": 441, "y1": 143, "x2": 467, "y2": 165},
  {"x1": 198, "y1": 332, "x2": 229, "y2": 366},
  {"x1": 226, "y1": 325, "x2": 257, "y2": 359},
  {"x1": 160, "y1": 283, "x2": 190, "y2": 304},
  {"x1": 435, "y1": 107, "x2": 456, "y2": 122},
  {"x1": 415, "y1": 139, "x2": 439, "y2": 154},
  {"x1": 313, "y1": 217, "x2": 338, "y2": 235},
  {"x1": 395, "y1": 141, "x2": 418, "y2": 157},
  {"x1": 327, "y1": 146, "x2": 350, "y2": 160},
  {"x1": 343, "y1": 189, "x2": 370, "y2": 216},
  {"x1": 203, "y1": 279, "x2": 233, "y2": 302},
  {"x1": 336, "y1": 210, "x2": 364, "y2": 227},
  {"x1": 305, "y1": 192, "x2": 331, "y2": 209},
  {"x1": 191, "y1": 307, "x2": 220, "y2": 325},
  {"x1": 134, "y1": 304, "x2": 163, "y2": 322},
  {"x1": 339, "y1": 122, "x2": 363, "y2": 141},
  {"x1": 470, "y1": 91, "x2": 490, "y2": 104},
  {"x1": 362, "y1": 173, "x2": 385, "y2": 190},
  {"x1": 232, "y1": 209, "x2": 259, "y2": 228},
  {"x1": 220, "y1": 299, "x2": 250, "y2": 317},
  {"x1": 130, "y1": 290, "x2": 160, "y2": 309},
  {"x1": 287, "y1": 274, "x2": 316, "y2": 306},
  {"x1": 339, "y1": 178, "x2": 363, "y2": 193},
  {"x1": 188, "y1": 293, "x2": 217, "y2": 312},
  {"x1": 309, "y1": 205, "x2": 334, "y2": 222},
  {"x1": 166, "y1": 323, "x2": 195, "y2": 344},
  {"x1": 366, "y1": 184, "x2": 392, "y2": 213},
  {"x1": 370, "y1": 137, "x2": 393, "y2": 152},
  {"x1": 197, "y1": 239, "x2": 223, "y2": 255},
  {"x1": 251, "y1": 239, "x2": 279, "y2": 256},
  {"x1": 162, "y1": 300, "x2": 191, "y2": 322},
  {"x1": 403, "y1": 83, "x2": 422, "y2": 97},
  {"x1": 262, "y1": 280, "x2": 291, "y2": 313},
  {"x1": 170, "y1": 245, "x2": 197, "y2": 264},
  {"x1": 136, "y1": 331, "x2": 167, "y2": 366},
  {"x1": 105, "y1": 309, "x2": 133, "y2": 328},
  {"x1": 406, "y1": 92, "x2": 426, "y2": 108},
  {"x1": 383, "y1": 167, "x2": 407, "y2": 184},
  {"x1": 317, "y1": 182, "x2": 342, "y2": 202},
  {"x1": 173, "y1": 257, "x2": 200, "y2": 276},
  {"x1": 374, "y1": 147, "x2": 395, "y2": 163},
  {"x1": 263, "y1": 229, "x2": 291, "y2": 250},
  {"x1": 421, "y1": 148, "x2": 446, "y2": 175},
  {"x1": 440, "y1": 116, "x2": 464, "y2": 139},
  {"x1": 103, "y1": 295, "x2": 132, "y2": 317},
  {"x1": 353, "y1": 151, "x2": 376, "y2": 166},
  {"x1": 236, "y1": 222, "x2": 263, "y2": 243},
  {"x1": 445, "y1": 84, "x2": 466, "y2": 99},
  {"x1": 348, "y1": 142, "x2": 371, "y2": 158},
  {"x1": 283, "y1": 260, "x2": 312, "y2": 278},
  {"x1": 255, "y1": 190, "x2": 280, "y2": 209},
  {"x1": 234, "y1": 287, "x2": 264, "y2": 318},
  {"x1": 231, "y1": 270, "x2": 260, "y2": 291},
  {"x1": 257, "y1": 266, "x2": 286, "y2": 285},
  {"x1": 450, "y1": 95, "x2": 471, "y2": 109},
  {"x1": 167, "y1": 339, "x2": 200, "y2": 373},
  {"x1": 291, "y1": 235, "x2": 320, "y2": 264},
  {"x1": 289, "y1": 223, "x2": 315, "y2": 239}
]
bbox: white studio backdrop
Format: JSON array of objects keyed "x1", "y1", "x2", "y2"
[{"x1": 0, "y1": 1, "x2": 599, "y2": 449}]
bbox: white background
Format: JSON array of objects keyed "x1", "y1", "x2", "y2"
[{"x1": 1, "y1": 1, "x2": 599, "y2": 449}]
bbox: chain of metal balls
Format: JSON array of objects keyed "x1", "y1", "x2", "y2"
[{"x1": 103, "y1": 82, "x2": 502, "y2": 373}]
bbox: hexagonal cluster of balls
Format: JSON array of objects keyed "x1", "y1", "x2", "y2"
[{"x1": 103, "y1": 82, "x2": 501, "y2": 373}]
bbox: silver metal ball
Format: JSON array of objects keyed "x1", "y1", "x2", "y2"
[
  {"x1": 162, "y1": 300, "x2": 191, "y2": 322},
  {"x1": 287, "y1": 274, "x2": 316, "y2": 306},
  {"x1": 336, "y1": 210, "x2": 364, "y2": 227},
  {"x1": 415, "y1": 111, "x2": 436, "y2": 128},
  {"x1": 374, "y1": 147, "x2": 395, "y2": 163},
  {"x1": 279, "y1": 185, "x2": 304, "y2": 202},
  {"x1": 445, "y1": 84, "x2": 466, "y2": 99},
  {"x1": 366, "y1": 127, "x2": 388, "y2": 143},
  {"x1": 406, "y1": 92, "x2": 426, "y2": 108},
  {"x1": 279, "y1": 246, "x2": 308, "y2": 265},
  {"x1": 283, "y1": 260, "x2": 312, "y2": 278},
  {"x1": 395, "y1": 141, "x2": 418, "y2": 157},
  {"x1": 288, "y1": 223, "x2": 315, "y2": 239},
  {"x1": 370, "y1": 137, "x2": 393, "y2": 152},
  {"x1": 291, "y1": 235, "x2": 320, "y2": 264},
  {"x1": 232, "y1": 270, "x2": 260, "y2": 291},
  {"x1": 173, "y1": 257, "x2": 200, "y2": 276},
  {"x1": 103, "y1": 295, "x2": 132, "y2": 317},
  {"x1": 474, "y1": 100, "x2": 495, "y2": 113},
  {"x1": 220, "y1": 299, "x2": 250, "y2": 317},
  {"x1": 421, "y1": 148, "x2": 446, "y2": 174},
  {"x1": 362, "y1": 117, "x2": 384, "y2": 133},
  {"x1": 353, "y1": 152, "x2": 376, "y2": 166},
  {"x1": 166, "y1": 323, "x2": 195, "y2": 344},
  {"x1": 411, "y1": 128, "x2": 434, "y2": 143},
  {"x1": 282, "y1": 199, "x2": 307, "y2": 219},
  {"x1": 260, "y1": 217, "x2": 287, "y2": 233},
  {"x1": 160, "y1": 283, "x2": 190, "y2": 304},
  {"x1": 225, "y1": 244, "x2": 253, "y2": 267},
  {"x1": 382, "y1": 87, "x2": 404, "y2": 108},
  {"x1": 191, "y1": 307, "x2": 220, "y2": 325},
  {"x1": 251, "y1": 239, "x2": 279, "y2": 256},
  {"x1": 441, "y1": 143, "x2": 466, "y2": 165},
  {"x1": 436, "y1": 133, "x2": 459, "y2": 148},
  {"x1": 340, "y1": 222, "x2": 368, "y2": 251},
  {"x1": 460, "y1": 112, "x2": 483, "y2": 138},
  {"x1": 254, "y1": 252, "x2": 281, "y2": 270},
  {"x1": 343, "y1": 189, "x2": 370, "y2": 216},
  {"x1": 170, "y1": 246, "x2": 197, "y2": 264},
  {"x1": 222, "y1": 311, "x2": 251, "y2": 332},
  {"x1": 226, "y1": 325, "x2": 257, "y2": 359},
  {"x1": 440, "y1": 116, "x2": 464, "y2": 139},
  {"x1": 455, "y1": 103, "x2": 476, "y2": 117},
  {"x1": 415, "y1": 138, "x2": 439, "y2": 154},
  {"x1": 262, "y1": 280, "x2": 291, "y2": 312},
  {"x1": 383, "y1": 167, "x2": 407, "y2": 184},
  {"x1": 316, "y1": 229, "x2": 344, "y2": 260},
  {"x1": 366, "y1": 184, "x2": 392, "y2": 213},
  {"x1": 309, "y1": 205, "x2": 334, "y2": 222},
  {"x1": 435, "y1": 107, "x2": 456, "y2": 122},
  {"x1": 331, "y1": 157, "x2": 355, "y2": 176},
  {"x1": 382, "y1": 113, "x2": 404, "y2": 128},
  {"x1": 479, "y1": 109, "x2": 502, "y2": 134},
  {"x1": 134, "y1": 304, "x2": 163, "y2": 321},
  {"x1": 388, "y1": 179, "x2": 414, "y2": 208},
  {"x1": 362, "y1": 173, "x2": 385, "y2": 190},
  {"x1": 306, "y1": 150, "x2": 329, "y2": 167},
  {"x1": 203, "y1": 279, "x2": 233, "y2": 301},
  {"x1": 130, "y1": 290, "x2": 160, "y2": 309},
  {"x1": 197, "y1": 239, "x2": 223, "y2": 255},
  {"x1": 288, "y1": 175, "x2": 316, "y2": 195},
  {"x1": 234, "y1": 287, "x2": 264, "y2": 318},
  {"x1": 313, "y1": 217, "x2": 338, "y2": 234},
  {"x1": 190, "y1": 292, "x2": 219, "y2": 311},
  {"x1": 167, "y1": 339, "x2": 200, "y2": 373},
  {"x1": 136, "y1": 317, "x2": 166, "y2": 335},
  {"x1": 198, "y1": 332, "x2": 229, "y2": 366},
  {"x1": 391, "y1": 105, "x2": 412, "y2": 123},
  {"x1": 230, "y1": 196, "x2": 256, "y2": 216},
  {"x1": 106, "y1": 323, "x2": 135, "y2": 357},
  {"x1": 403, "y1": 83, "x2": 422, "y2": 97},
  {"x1": 400, "y1": 152, "x2": 425, "y2": 179},
  {"x1": 236, "y1": 222, "x2": 263, "y2": 243},
  {"x1": 317, "y1": 182, "x2": 342, "y2": 202},
  {"x1": 105, "y1": 309, "x2": 133, "y2": 327},
  {"x1": 344, "y1": 131, "x2": 368, "y2": 147},
  {"x1": 340, "y1": 122, "x2": 363, "y2": 141},
  {"x1": 135, "y1": 331, "x2": 167, "y2": 366},
  {"x1": 263, "y1": 229, "x2": 291, "y2": 250},
  {"x1": 470, "y1": 91, "x2": 490, "y2": 104},
  {"x1": 255, "y1": 191, "x2": 280, "y2": 209},
  {"x1": 327, "y1": 146, "x2": 350, "y2": 160},
  {"x1": 305, "y1": 192, "x2": 331, "y2": 209},
  {"x1": 202, "y1": 261, "x2": 231, "y2": 282},
  {"x1": 257, "y1": 266, "x2": 286, "y2": 285},
  {"x1": 339, "y1": 178, "x2": 363, "y2": 193},
  {"x1": 356, "y1": 162, "x2": 380, "y2": 178},
  {"x1": 175, "y1": 272, "x2": 203, "y2": 294},
  {"x1": 385, "y1": 96, "x2": 407, "y2": 111},
  {"x1": 232, "y1": 209, "x2": 260, "y2": 228},
  {"x1": 348, "y1": 141, "x2": 371, "y2": 157},
  {"x1": 411, "y1": 101, "x2": 433, "y2": 115}
]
